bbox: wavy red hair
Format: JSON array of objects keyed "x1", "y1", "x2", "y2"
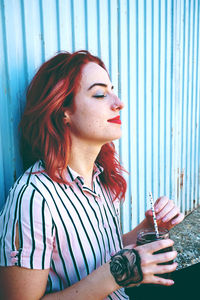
[{"x1": 20, "y1": 50, "x2": 127, "y2": 201}]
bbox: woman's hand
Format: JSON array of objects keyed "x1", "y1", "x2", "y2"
[
  {"x1": 134, "y1": 239, "x2": 177, "y2": 286},
  {"x1": 145, "y1": 196, "x2": 184, "y2": 230}
]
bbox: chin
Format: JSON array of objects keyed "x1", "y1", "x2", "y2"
[{"x1": 106, "y1": 133, "x2": 122, "y2": 142}]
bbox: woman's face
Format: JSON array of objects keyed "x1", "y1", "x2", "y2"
[{"x1": 65, "y1": 62, "x2": 124, "y2": 146}]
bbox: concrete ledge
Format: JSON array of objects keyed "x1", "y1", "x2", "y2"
[{"x1": 170, "y1": 205, "x2": 200, "y2": 269}]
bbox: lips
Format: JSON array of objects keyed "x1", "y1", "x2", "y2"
[{"x1": 107, "y1": 115, "x2": 121, "y2": 124}]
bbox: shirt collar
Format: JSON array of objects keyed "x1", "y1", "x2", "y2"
[
  {"x1": 93, "y1": 163, "x2": 104, "y2": 179},
  {"x1": 66, "y1": 163, "x2": 104, "y2": 185}
]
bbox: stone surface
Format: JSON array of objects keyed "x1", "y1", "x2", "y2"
[{"x1": 170, "y1": 205, "x2": 200, "y2": 270}]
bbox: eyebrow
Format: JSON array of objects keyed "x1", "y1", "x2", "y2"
[{"x1": 87, "y1": 83, "x2": 114, "y2": 90}]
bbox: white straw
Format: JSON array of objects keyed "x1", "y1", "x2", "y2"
[{"x1": 149, "y1": 192, "x2": 159, "y2": 238}]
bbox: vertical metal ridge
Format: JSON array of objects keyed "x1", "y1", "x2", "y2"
[
  {"x1": 190, "y1": 0, "x2": 196, "y2": 211},
  {"x1": 107, "y1": 0, "x2": 112, "y2": 77},
  {"x1": 157, "y1": 0, "x2": 160, "y2": 197},
  {"x1": 0, "y1": 0, "x2": 15, "y2": 199},
  {"x1": 96, "y1": 0, "x2": 101, "y2": 58},
  {"x1": 19, "y1": 0, "x2": 28, "y2": 93},
  {"x1": 56, "y1": 0, "x2": 61, "y2": 51},
  {"x1": 1, "y1": 1, "x2": 10, "y2": 99},
  {"x1": 186, "y1": 0, "x2": 191, "y2": 212},
  {"x1": 0, "y1": 132, "x2": 5, "y2": 202},
  {"x1": 39, "y1": 0, "x2": 45, "y2": 62},
  {"x1": 70, "y1": 0, "x2": 75, "y2": 51},
  {"x1": 193, "y1": 1, "x2": 198, "y2": 208},
  {"x1": 117, "y1": 0, "x2": 122, "y2": 157},
  {"x1": 135, "y1": 0, "x2": 140, "y2": 224},
  {"x1": 170, "y1": 0, "x2": 174, "y2": 199},
  {"x1": 143, "y1": 0, "x2": 147, "y2": 211},
  {"x1": 180, "y1": 0, "x2": 186, "y2": 213},
  {"x1": 84, "y1": 0, "x2": 88, "y2": 50},
  {"x1": 151, "y1": 0, "x2": 155, "y2": 195},
  {"x1": 198, "y1": 84, "x2": 200, "y2": 206},
  {"x1": 196, "y1": 0, "x2": 200, "y2": 206},
  {"x1": 164, "y1": 0, "x2": 167, "y2": 196},
  {"x1": 127, "y1": 0, "x2": 132, "y2": 230}
]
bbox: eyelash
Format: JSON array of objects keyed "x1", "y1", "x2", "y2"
[{"x1": 93, "y1": 94, "x2": 107, "y2": 98}]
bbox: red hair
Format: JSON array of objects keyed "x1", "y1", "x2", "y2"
[{"x1": 20, "y1": 50, "x2": 127, "y2": 201}]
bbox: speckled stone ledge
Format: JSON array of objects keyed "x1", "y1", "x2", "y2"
[{"x1": 170, "y1": 205, "x2": 200, "y2": 270}]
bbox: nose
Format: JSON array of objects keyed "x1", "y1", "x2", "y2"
[{"x1": 111, "y1": 95, "x2": 125, "y2": 111}]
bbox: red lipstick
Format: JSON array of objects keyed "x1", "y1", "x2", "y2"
[{"x1": 107, "y1": 115, "x2": 121, "y2": 124}]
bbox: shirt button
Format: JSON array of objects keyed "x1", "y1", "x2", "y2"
[
  {"x1": 10, "y1": 251, "x2": 18, "y2": 257},
  {"x1": 11, "y1": 257, "x2": 18, "y2": 264}
]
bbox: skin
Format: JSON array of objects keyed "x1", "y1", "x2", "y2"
[
  {"x1": 63, "y1": 62, "x2": 124, "y2": 188},
  {"x1": 0, "y1": 62, "x2": 184, "y2": 300}
]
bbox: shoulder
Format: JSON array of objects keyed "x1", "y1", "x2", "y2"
[
  {"x1": 2, "y1": 161, "x2": 54, "y2": 218},
  {"x1": 9, "y1": 161, "x2": 51, "y2": 197}
]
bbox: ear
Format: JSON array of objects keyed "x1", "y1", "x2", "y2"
[{"x1": 63, "y1": 110, "x2": 71, "y2": 125}]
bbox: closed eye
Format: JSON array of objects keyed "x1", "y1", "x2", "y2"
[{"x1": 93, "y1": 94, "x2": 107, "y2": 98}]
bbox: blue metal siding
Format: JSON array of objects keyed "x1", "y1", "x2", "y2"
[{"x1": 0, "y1": 0, "x2": 200, "y2": 233}]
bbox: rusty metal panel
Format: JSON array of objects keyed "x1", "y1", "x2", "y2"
[{"x1": 0, "y1": 0, "x2": 200, "y2": 234}]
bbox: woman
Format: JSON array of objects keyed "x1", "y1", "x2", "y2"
[{"x1": 0, "y1": 51, "x2": 184, "y2": 300}]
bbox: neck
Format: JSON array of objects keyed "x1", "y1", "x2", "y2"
[{"x1": 68, "y1": 137, "x2": 103, "y2": 189}]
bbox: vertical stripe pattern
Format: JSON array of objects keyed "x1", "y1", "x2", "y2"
[{"x1": 0, "y1": 161, "x2": 128, "y2": 299}]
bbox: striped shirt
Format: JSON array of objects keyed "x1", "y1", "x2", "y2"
[{"x1": 0, "y1": 160, "x2": 129, "y2": 300}]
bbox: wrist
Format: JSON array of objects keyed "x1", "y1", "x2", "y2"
[{"x1": 109, "y1": 249, "x2": 143, "y2": 287}]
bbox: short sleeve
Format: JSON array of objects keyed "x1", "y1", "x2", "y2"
[{"x1": 0, "y1": 183, "x2": 54, "y2": 269}]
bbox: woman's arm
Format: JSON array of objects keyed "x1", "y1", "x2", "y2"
[
  {"x1": 43, "y1": 263, "x2": 119, "y2": 300},
  {"x1": 0, "y1": 239, "x2": 178, "y2": 300},
  {"x1": 0, "y1": 263, "x2": 119, "y2": 300}
]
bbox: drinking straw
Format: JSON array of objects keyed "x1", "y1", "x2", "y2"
[{"x1": 149, "y1": 192, "x2": 159, "y2": 238}]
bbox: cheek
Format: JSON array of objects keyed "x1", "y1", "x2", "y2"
[
  {"x1": 85, "y1": 119, "x2": 105, "y2": 132},
  {"x1": 70, "y1": 112, "x2": 102, "y2": 133},
  {"x1": 78, "y1": 110, "x2": 105, "y2": 127}
]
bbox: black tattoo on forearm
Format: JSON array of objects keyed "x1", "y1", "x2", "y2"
[{"x1": 109, "y1": 249, "x2": 143, "y2": 287}]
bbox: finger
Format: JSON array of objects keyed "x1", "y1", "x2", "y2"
[
  {"x1": 141, "y1": 250, "x2": 177, "y2": 266},
  {"x1": 141, "y1": 273, "x2": 175, "y2": 286},
  {"x1": 154, "y1": 196, "x2": 169, "y2": 213},
  {"x1": 145, "y1": 209, "x2": 153, "y2": 217},
  {"x1": 136, "y1": 239, "x2": 175, "y2": 254},
  {"x1": 153, "y1": 262, "x2": 178, "y2": 275},
  {"x1": 161, "y1": 206, "x2": 180, "y2": 223},
  {"x1": 156, "y1": 200, "x2": 174, "y2": 220},
  {"x1": 151, "y1": 275, "x2": 175, "y2": 286},
  {"x1": 152, "y1": 251, "x2": 177, "y2": 265},
  {"x1": 171, "y1": 212, "x2": 185, "y2": 225}
]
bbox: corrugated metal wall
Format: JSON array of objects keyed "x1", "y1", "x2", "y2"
[{"x1": 0, "y1": 0, "x2": 200, "y2": 233}]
